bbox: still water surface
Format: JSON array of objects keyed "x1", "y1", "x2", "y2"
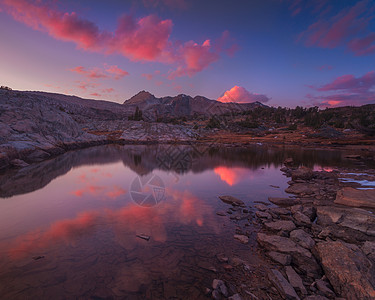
[{"x1": 0, "y1": 144, "x2": 368, "y2": 299}]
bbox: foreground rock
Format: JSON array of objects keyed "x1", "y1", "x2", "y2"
[
  {"x1": 219, "y1": 195, "x2": 245, "y2": 206},
  {"x1": 268, "y1": 269, "x2": 300, "y2": 300},
  {"x1": 257, "y1": 233, "x2": 321, "y2": 277},
  {"x1": 316, "y1": 241, "x2": 375, "y2": 299},
  {"x1": 335, "y1": 187, "x2": 375, "y2": 209},
  {"x1": 268, "y1": 197, "x2": 301, "y2": 206}
]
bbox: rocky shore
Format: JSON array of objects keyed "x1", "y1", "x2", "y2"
[
  {"x1": 208, "y1": 161, "x2": 375, "y2": 299},
  {"x1": 254, "y1": 161, "x2": 375, "y2": 299}
]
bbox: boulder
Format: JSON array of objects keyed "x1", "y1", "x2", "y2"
[
  {"x1": 268, "y1": 197, "x2": 301, "y2": 206},
  {"x1": 257, "y1": 233, "x2": 321, "y2": 277},
  {"x1": 317, "y1": 206, "x2": 375, "y2": 238},
  {"x1": 316, "y1": 241, "x2": 375, "y2": 299},
  {"x1": 285, "y1": 266, "x2": 307, "y2": 296},
  {"x1": 268, "y1": 269, "x2": 300, "y2": 300},
  {"x1": 335, "y1": 187, "x2": 375, "y2": 209},
  {"x1": 285, "y1": 183, "x2": 319, "y2": 195},
  {"x1": 291, "y1": 166, "x2": 314, "y2": 181},
  {"x1": 219, "y1": 195, "x2": 245, "y2": 206},
  {"x1": 292, "y1": 211, "x2": 311, "y2": 226},
  {"x1": 290, "y1": 229, "x2": 315, "y2": 249},
  {"x1": 267, "y1": 251, "x2": 292, "y2": 266},
  {"x1": 264, "y1": 220, "x2": 296, "y2": 232}
]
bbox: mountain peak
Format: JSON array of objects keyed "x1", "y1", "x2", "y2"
[{"x1": 124, "y1": 91, "x2": 156, "y2": 104}]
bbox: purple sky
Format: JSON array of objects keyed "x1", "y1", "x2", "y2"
[{"x1": 0, "y1": 0, "x2": 374, "y2": 107}]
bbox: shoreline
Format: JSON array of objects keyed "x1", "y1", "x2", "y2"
[{"x1": 1, "y1": 134, "x2": 374, "y2": 171}]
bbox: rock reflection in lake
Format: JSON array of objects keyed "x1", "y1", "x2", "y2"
[{"x1": 0, "y1": 144, "x2": 368, "y2": 299}]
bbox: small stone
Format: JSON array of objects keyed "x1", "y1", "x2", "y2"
[
  {"x1": 136, "y1": 234, "x2": 150, "y2": 241},
  {"x1": 32, "y1": 255, "x2": 45, "y2": 260},
  {"x1": 216, "y1": 211, "x2": 226, "y2": 216},
  {"x1": 234, "y1": 234, "x2": 249, "y2": 244},
  {"x1": 219, "y1": 195, "x2": 245, "y2": 206}
]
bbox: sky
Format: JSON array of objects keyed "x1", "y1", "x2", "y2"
[{"x1": 0, "y1": 0, "x2": 374, "y2": 108}]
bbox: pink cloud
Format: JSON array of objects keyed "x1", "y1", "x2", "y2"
[
  {"x1": 317, "y1": 71, "x2": 375, "y2": 92},
  {"x1": 102, "y1": 88, "x2": 114, "y2": 94},
  {"x1": 70, "y1": 65, "x2": 128, "y2": 80},
  {"x1": 70, "y1": 66, "x2": 108, "y2": 79},
  {"x1": 299, "y1": 1, "x2": 375, "y2": 54},
  {"x1": 105, "y1": 65, "x2": 129, "y2": 79},
  {"x1": 142, "y1": 73, "x2": 154, "y2": 80},
  {"x1": 2, "y1": 0, "x2": 234, "y2": 76},
  {"x1": 308, "y1": 71, "x2": 375, "y2": 107},
  {"x1": 217, "y1": 86, "x2": 270, "y2": 103},
  {"x1": 348, "y1": 32, "x2": 375, "y2": 55},
  {"x1": 90, "y1": 92, "x2": 101, "y2": 97}
]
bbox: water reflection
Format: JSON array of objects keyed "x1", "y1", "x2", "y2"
[
  {"x1": 0, "y1": 143, "x2": 365, "y2": 198},
  {"x1": 0, "y1": 144, "x2": 370, "y2": 299}
]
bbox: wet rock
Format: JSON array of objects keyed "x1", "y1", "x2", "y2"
[
  {"x1": 264, "y1": 220, "x2": 296, "y2": 232},
  {"x1": 315, "y1": 279, "x2": 335, "y2": 298},
  {"x1": 291, "y1": 166, "x2": 314, "y2": 181},
  {"x1": 269, "y1": 207, "x2": 291, "y2": 216},
  {"x1": 254, "y1": 204, "x2": 268, "y2": 211},
  {"x1": 285, "y1": 184, "x2": 319, "y2": 195},
  {"x1": 267, "y1": 251, "x2": 292, "y2": 266},
  {"x1": 256, "y1": 211, "x2": 272, "y2": 219},
  {"x1": 219, "y1": 195, "x2": 245, "y2": 207},
  {"x1": 335, "y1": 187, "x2": 375, "y2": 209},
  {"x1": 234, "y1": 234, "x2": 249, "y2": 244},
  {"x1": 268, "y1": 269, "x2": 300, "y2": 300},
  {"x1": 136, "y1": 234, "x2": 150, "y2": 241},
  {"x1": 257, "y1": 233, "x2": 321, "y2": 277},
  {"x1": 268, "y1": 197, "x2": 301, "y2": 206},
  {"x1": 32, "y1": 255, "x2": 45, "y2": 260},
  {"x1": 285, "y1": 266, "x2": 307, "y2": 296},
  {"x1": 290, "y1": 229, "x2": 315, "y2": 250},
  {"x1": 316, "y1": 240, "x2": 375, "y2": 299}
]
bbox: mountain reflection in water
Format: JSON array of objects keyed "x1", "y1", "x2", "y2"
[{"x1": 0, "y1": 144, "x2": 366, "y2": 299}]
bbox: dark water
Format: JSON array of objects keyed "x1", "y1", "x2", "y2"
[{"x1": 0, "y1": 144, "x2": 371, "y2": 299}]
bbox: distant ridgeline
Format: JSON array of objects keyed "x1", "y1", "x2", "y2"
[{"x1": 1, "y1": 87, "x2": 374, "y2": 135}]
